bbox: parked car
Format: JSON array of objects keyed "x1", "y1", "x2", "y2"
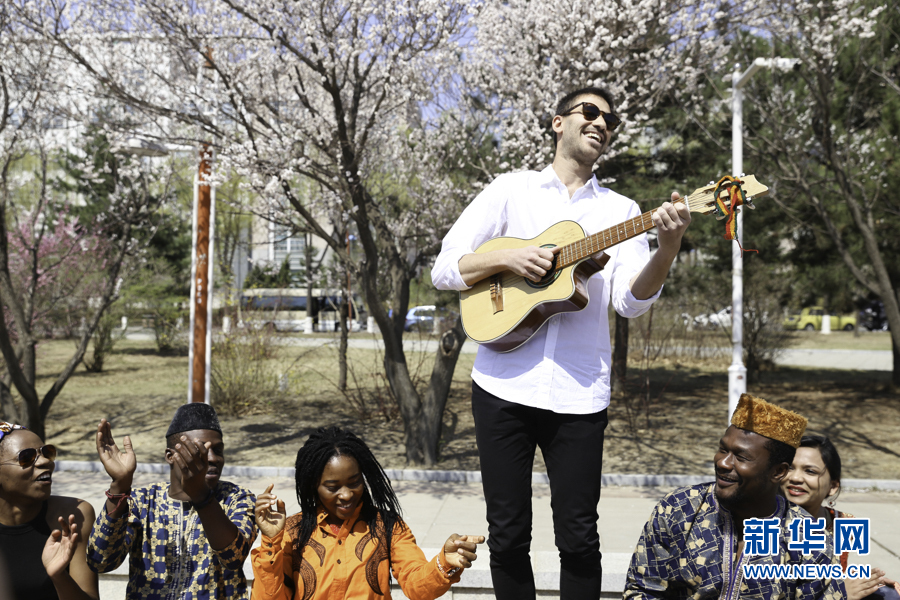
[
  {"x1": 404, "y1": 305, "x2": 458, "y2": 333},
  {"x1": 858, "y1": 300, "x2": 889, "y2": 331},
  {"x1": 693, "y1": 307, "x2": 732, "y2": 329},
  {"x1": 782, "y1": 306, "x2": 856, "y2": 331}
]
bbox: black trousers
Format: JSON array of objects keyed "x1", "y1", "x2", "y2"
[{"x1": 472, "y1": 381, "x2": 609, "y2": 600}]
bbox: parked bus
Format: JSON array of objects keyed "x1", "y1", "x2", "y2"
[{"x1": 239, "y1": 288, "x2": 366, "y2": 332}]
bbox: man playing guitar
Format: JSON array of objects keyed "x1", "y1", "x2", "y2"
[{"x1": 431, "y1": 86, "x2": 691, "y2": 600}]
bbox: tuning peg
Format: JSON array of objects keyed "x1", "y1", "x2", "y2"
[
  {"x1": 708, "y1": 181, "x2": 715, "y2": 185},
  {"x1": 740, "y1": 172, "x2": 746, "y2": 177},
  {"x1": 745, "y1": 197, "x2": 756, "y2": 209}
]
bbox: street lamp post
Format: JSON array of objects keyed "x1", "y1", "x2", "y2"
[{"x1": 729, "y1": 57, "x2": 799, "y2": 422}]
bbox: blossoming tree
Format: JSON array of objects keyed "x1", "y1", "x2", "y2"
[
  {"x1": 21, "y1": 0, "x2": 741, "y2": 461},
  {"x1": 0, "y1": 22, "x2": 175, "y2": 434}
]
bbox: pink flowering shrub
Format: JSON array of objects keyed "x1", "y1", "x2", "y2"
[{"x1": 4, "y1": 211, "x2": 111, "y2": 341}]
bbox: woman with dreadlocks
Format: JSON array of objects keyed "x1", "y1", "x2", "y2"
[{"x1": 250, "y1": 427, "x2": 484, "y2": 599}]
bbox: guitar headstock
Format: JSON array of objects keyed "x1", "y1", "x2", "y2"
[{"x1": 684, "y1": 175, "x2": 769, "y2": 216}]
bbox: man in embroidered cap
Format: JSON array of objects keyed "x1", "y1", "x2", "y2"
[
  {"x1": 86, "y1": 405, "x2": 256, "y2": 600},
  {"x1": 624, "y1": 394, "x2": 845, "y2": 600}
]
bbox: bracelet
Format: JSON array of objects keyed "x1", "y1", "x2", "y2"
[
  {"x1": 105, "y1": 489, "x2": 130, "y2": 513},
  {"x1": 437, "y1": 554, "x2": 461, "y2": 578},
  {"x1": 193, "y1": 488, "x2": 216, "y2": 511}
]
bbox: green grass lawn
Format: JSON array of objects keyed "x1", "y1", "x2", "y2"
[{"x1": 10, "y1": 334, "x2": 898, "y2": 477}]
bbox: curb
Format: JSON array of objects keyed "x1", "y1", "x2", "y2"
[{"x1": 55, "y1": 461, "x2": 900, "y2": 490}]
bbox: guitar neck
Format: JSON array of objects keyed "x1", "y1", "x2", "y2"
[{"x1": 556, "y1": 196, "x2": 688, "y2": 269}]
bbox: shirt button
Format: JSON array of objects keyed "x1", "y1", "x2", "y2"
[
  {"x1": 267, "y1": 551, "x2": 272, "y2": 556},
  {"x1": 337, "y1": 559, "x2": 341, "y2": 564},
  {"x1": 338, "y1": 540, "x2": 342, "y2": 545}
]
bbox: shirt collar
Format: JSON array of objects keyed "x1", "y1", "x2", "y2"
[
  {"x1": 539, "y1": 164, "x2": 602, "y2": 197},
  {"x1": 709, "y1": 484, "x2": 787, "y2": 520},
  {"x1": 538, "y1": 164, "x2": 560, "y2": 187},
  {"x1": 316, "y1": 502, "x2": 364, "y2": 537}
]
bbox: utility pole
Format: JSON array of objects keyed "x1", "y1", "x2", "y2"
[{"x1": 188, "y1": 51, "x2": 217, "y2": 404}]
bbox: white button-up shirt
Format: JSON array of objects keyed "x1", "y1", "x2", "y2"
[{"x1": 432, "y1": 165, "x2": 661, "y2": 414}]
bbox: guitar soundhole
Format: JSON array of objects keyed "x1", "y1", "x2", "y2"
[{"x1": 526, "y1": 246, "x2": 560, "y2": 289}]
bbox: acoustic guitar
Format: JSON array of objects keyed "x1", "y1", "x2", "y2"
[{"x1": 458, "y1": 175, "x2": 769, "y2": 352}]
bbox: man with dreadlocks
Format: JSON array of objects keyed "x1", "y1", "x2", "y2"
[{"x1": 250, "y1": 427, "x2": 484, "y2": 599}]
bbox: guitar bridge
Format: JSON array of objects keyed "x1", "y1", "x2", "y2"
[{"x1": 490, "y1": 274, "x2": 504, "y2": 314}]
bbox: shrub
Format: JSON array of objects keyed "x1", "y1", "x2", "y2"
[
  {"x1": 152, "y1": 304, "x2": 189, "y2": 355},
  {"x1": 82, "y1": 311, "x2": 125, "y2": 373},
  {"x1": 210, "y1": 326, "x2": 284, "y2": 416}
]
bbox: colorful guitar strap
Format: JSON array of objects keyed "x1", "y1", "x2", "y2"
[{"x1": 713, "y1": 175, "x2": 758, "y2": 255}]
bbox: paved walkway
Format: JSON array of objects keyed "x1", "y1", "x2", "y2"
[
  {"x1": 54, "y1": 469, "x2": 900, "y2": 599},
  {"x1": 775, "y1": 348, "x2": 893, "y2": 371},
  {"x1": 126, "y1": 330, "x2": 894, "y2": 371}
]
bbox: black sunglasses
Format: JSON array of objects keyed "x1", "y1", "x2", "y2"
[
  {"x1": 561, "y1": 102, "x2": 622, "y2": 131},
  {"x1": 0, "y1": 444, "x2": 57, "y2": 468}
]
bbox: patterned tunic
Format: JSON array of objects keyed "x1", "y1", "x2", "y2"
[
  {"x1": 251, "y1": 505, "x2": 459, "y2": 600},
  {"x1": 87, "y1": 481, "x2": 256, "y2": 600},
  {"x1": 625, "y1": 483, "x2": 846, "y2": 600}
]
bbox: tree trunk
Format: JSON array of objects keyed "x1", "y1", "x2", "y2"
[
  {"x1": 893, "y1": 326, "x2": 900, "y2": 389},
  {"x1": 382, "y1": 346, "x2": 426, "y2": 463},
  {"x1": 24, "y1": 374, "x2": 44, "y2": 438},
  {"x1": 358, "y1": 259, "x2": 458, "y2": 466},
  {"x1": 18, "y1": 341, "x2": 43, "y2": 438},
  {"x1": 612, "y1": 312, "x2": 628, "y2": 393},
  {"x1": 0, "y1": 378, "x2": 18, "y2": 423},
  {"x1": 338, "y1": 297, "x2": 349, "y2": 391},
  {"x1": 305, "y1": 234, "x2": 316, "y2": 330},
  {"x1": 419, "y1": 317, "x2": 467, "y2": 464},
  {"x1": 379, "y1": 313, "x2": 467, "y2": 466}
]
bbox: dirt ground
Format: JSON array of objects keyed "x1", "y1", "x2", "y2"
[{"x1": 29, "y1": 337, "x2": 899, "y2": 481}]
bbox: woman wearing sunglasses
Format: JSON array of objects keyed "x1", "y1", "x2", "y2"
[{"x1": 0, "y1": 422, "x2": 98, "y2": 600}]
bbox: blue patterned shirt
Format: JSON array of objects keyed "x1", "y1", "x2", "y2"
[
  {"x1": 625, "y1": 483, "x2": 846, "y2": 600},
  {"x1": 86, "y1": 481, "x2": 256, "y2": 600}
]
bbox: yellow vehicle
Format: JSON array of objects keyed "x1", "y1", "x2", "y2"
[{"x1": 783, "y1": 306, "x2": 856, "y2": 331}]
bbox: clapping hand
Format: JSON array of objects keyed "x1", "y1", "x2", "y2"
[
  {"x1": 42, "y1": 515, "x2": 79, "y2": 578},
  {"x1": 442, "y1": 534, "x2": 485, "y2": 570},
  {"x1": 255, "y1": 484, "x2": 286, "y2": 538},
  {"x1": 96, "y1": 418, "x2": 136, "y2": 492},
  {"x1": 170, "y1": 435, "x2": 213, "y2": 502}
]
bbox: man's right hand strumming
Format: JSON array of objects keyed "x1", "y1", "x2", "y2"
[
  {"x1": 459, "y1": 245, "x2": 559, "y2": 286},
  {"x1": 96, "y1": 418, "x2": 136, "y2": 518}
]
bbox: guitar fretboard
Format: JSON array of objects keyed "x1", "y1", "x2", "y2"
[{"x1": 556, "y1": 195, "x2": 695, "y2": 269}]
